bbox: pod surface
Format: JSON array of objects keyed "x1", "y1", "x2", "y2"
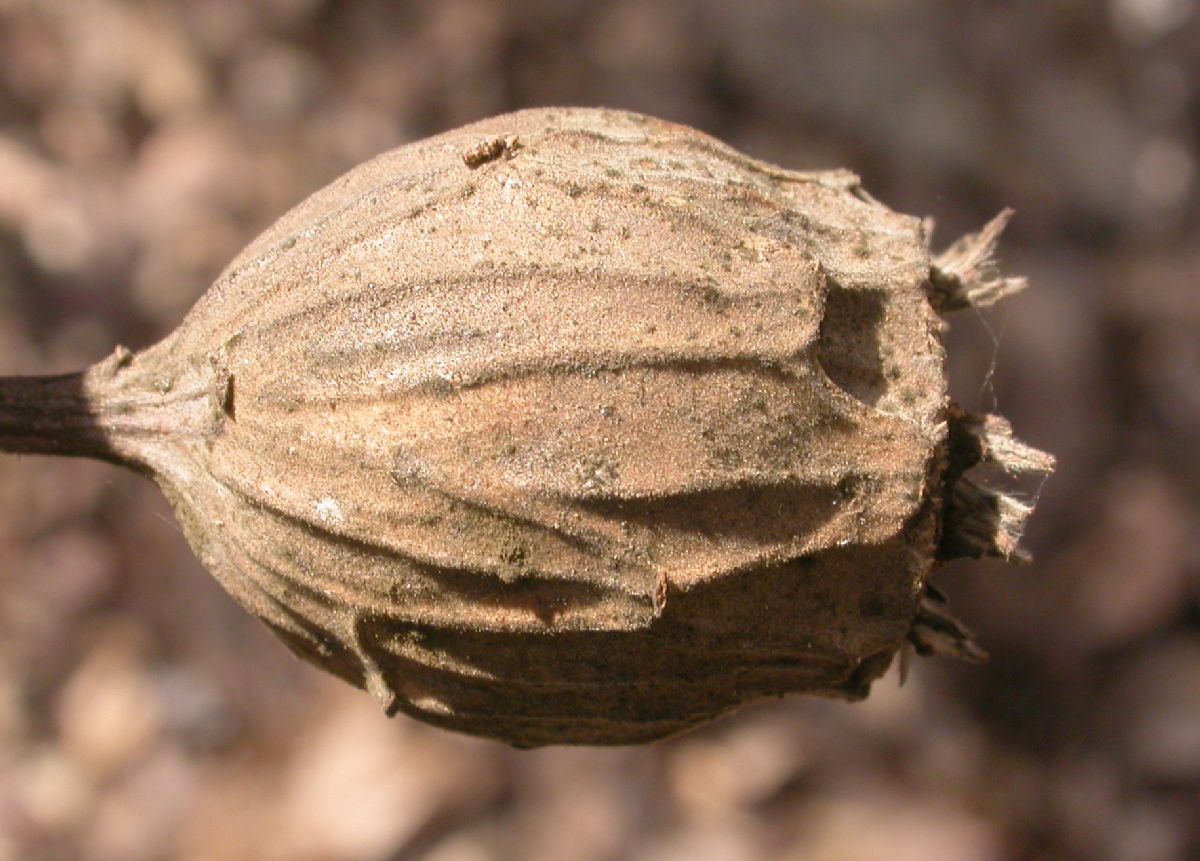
[{"x1": 94, "y1": 108, "x2": 973, "y2": 746}]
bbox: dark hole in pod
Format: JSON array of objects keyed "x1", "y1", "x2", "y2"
[{"x1": 815, "y1": 287, "x2": 887, "y2": 408}]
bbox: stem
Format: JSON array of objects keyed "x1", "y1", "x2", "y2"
[{"x1": 0, "y1": 372, "x2": 120, "y2": 462}]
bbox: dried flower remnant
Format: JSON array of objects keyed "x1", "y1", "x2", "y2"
[{"x1": 0, "y1": 108, "x2": 1052, "y2": 747}]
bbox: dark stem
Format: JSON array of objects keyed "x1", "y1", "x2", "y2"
[{"x1": 0, "y1": 372, "x2": 120, "y2": 462}]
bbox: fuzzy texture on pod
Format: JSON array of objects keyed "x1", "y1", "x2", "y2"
[{"x1": 0, "y1": 108, "x2": 1052, "y2": 747}]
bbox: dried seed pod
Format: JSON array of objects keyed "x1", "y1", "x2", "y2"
[{"x1": 0, "y1": 108, "x2": 1052, "y2": 747}]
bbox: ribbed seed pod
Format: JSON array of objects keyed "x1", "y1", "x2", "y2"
[{"x1": 0, "y1": 108, "x2": 1052, "y2": 747}]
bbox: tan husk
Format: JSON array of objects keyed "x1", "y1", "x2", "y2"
[{"x1": 0, "y1": 108, "x2": 1052, "y2": 747}]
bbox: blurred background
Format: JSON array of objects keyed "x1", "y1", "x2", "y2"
[{"x1": 0, "y1": 1, "x2": 1197, "y2": 859}]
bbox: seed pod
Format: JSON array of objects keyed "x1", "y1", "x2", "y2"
[{"x1": 0, "y1": 108, "x2": 1052, "y2": 747}]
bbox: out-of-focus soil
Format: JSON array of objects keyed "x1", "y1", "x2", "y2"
[{"x1": 1, "y1": 2, "x2": 1197, "y2": 860}]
